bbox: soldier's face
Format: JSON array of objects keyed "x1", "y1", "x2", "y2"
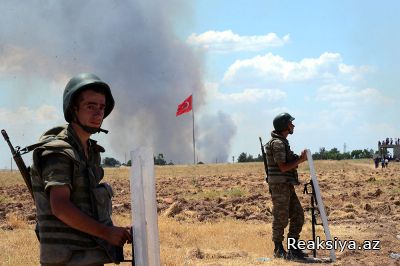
[
  {"x1": 75, "y1": 90, "x2": 106, "y2": 128},
  {"x1": 288, "y1": 121, "x2": 294, "y2": 134}
]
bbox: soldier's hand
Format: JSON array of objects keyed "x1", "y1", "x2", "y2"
[
  {"x1": 105, "y1": 226, "x2": 133, "y2": 246},
  {"x1": 299, "y1": 149, "x2": 308, "y2": 162}
]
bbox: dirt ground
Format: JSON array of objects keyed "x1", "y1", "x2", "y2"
[{"x1": 0, "y1": 160, "x2": 399, "y2": 265}]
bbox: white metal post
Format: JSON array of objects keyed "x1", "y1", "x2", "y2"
[
  {"x1": 306, "y1": 149, "x2": 336, "y2": 262},
  {"x1": 130, "y1": 147, "x2": 160, "y2": 266}
]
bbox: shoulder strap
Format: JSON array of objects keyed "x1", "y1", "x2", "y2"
[
  {"x1": 19, "y1": 137, "x2": 56, "y2": 155},
  {"x1": 20, "y1": 125, "x2": 68, "y2": 155}
]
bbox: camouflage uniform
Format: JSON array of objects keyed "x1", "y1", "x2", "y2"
[
  {"x1": 31, "y1": 125, "x2": 121, "y2": 265},
  {"x1": 266, "y1": 131, "x2": 304, "y2": 243}
]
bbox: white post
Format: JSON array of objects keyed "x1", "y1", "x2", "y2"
[
  {"x1": 306, "y1": 149, "x2": 336, "y2": 262},
  {"x1": 130, "y1": 147, "x2": 160, "y2": 266}
]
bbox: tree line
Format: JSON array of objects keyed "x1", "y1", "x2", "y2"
[
  {"x1": 102, "y1": 147, "x2": 376, "y2": 167},
  {"x1": 312, "y1": 147, "x2": 374, "y2": 160},
  {"x1": 102, "y1": 153, "x2": 173, "y2": 167},
  {"x1": 236, "y1": 147, "x2": 375, "y2": 163},
  {"x1": 237, "y1": 152, "x2": 263, "y2": 162}
]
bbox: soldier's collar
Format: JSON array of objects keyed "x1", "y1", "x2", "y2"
[{"x1": 271, "y1": 131, "x2": 289, "y2": 144}]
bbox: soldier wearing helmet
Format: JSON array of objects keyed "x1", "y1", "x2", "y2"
[
  {"x1": 265, "y1": 112, "x2": 308, "y2": 260},
  {"x1": 30, "y1": 73, "x2": 132, "y2": 265}
]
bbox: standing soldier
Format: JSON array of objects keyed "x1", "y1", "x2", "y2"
[
  {"x1": 265, "y1": 112, "x2": 308, "y2": 260},
  {"x1": 30, "y1": 73, "x2": 132, "y2": 265}
]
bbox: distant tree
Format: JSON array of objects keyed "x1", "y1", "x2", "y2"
[
  {"x1": 154, "y1": 153, "x2": 167, "y2": 165},
  {"x1": 237, "y1": 152, "x2": 263, "y2": 162},
  {"x1": 255, "y1": 154, "x2": 263, "y2": 162},
  {"x1": 238, "y1": 152, "x2": 248, "y2": 162},
  {"x1": 126, "y1": 160, "x2": 132, "y2": 166},
  {"x1": 340, "y1": 152, "x2": 351, "y2": 160},
  {"x1": 362, "y1": 149, "x2": 373, "y2": 158},
  {"x1": 313, "y1": 147, "x2": 328, "y2": 160},
  {"x1": 103, "y1": 157, "x2": 121, "y2": 167},
  {"x1": 327, "y1": 148, "x2": 340, "y2": 160},
  {"x1": 319, "y1": 147, "x2": 327, "y2": 159},
  {"x1": 351, "y1": 149, "x2": 363, "y2": 159}
]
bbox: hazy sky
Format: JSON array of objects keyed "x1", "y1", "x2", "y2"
[{"x1": 1, "y1": 0, "x2": 399, "y2": 168}]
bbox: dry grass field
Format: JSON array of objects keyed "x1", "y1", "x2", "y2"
[{"x1": 1, "y1": 160, "x2": 399, "y2": 265}]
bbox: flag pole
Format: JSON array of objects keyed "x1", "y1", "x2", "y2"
[{"x1": 192, "y1": 96, "x2": 196, "y2": 164}]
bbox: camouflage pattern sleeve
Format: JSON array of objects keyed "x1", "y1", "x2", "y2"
[
  {"x1": 40, "y1": 154, "x2": 74, "y2": 192},
  {"x1": 271, "y1": 140, "x2": 286, "y2": 163}
]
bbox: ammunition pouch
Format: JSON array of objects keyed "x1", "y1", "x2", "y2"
[
  {"x1": 92, "y1": 182, "x2": 114, "y2": 224},
  {"x1": 91, "y1": 182, "x2": 124, "y2": 263}
]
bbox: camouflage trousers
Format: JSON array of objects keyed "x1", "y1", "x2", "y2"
[{"x1": 269, "y1": 183, "x2": 304, "y2": 242}]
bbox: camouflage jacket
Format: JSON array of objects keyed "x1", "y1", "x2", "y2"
[
  {"x1": 30, "y1": 124, "x2": 121, "y2": 264},
  {"x1": 265, "y1": 131, "x2": 299, "y2": 184}
]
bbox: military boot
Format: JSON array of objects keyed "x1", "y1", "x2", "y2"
[
  {"x1": 273, "y1": 242, "x2": 287, "y2": 259},
  {"x1": 287, "y1": 238, "x2": 308, "y2": 260}
]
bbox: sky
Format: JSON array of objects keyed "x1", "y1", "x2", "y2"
[{"x1": 0, "y1": 0, "x2": 399, "y2": 168}]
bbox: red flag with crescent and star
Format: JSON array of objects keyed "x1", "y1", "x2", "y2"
[{"x1": 176, "y1": 95, "x2": 193, "y2": 116}]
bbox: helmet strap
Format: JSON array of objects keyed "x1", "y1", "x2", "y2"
[{"x1": 73, "y1": 113, "x2": 109, "y2": 134}]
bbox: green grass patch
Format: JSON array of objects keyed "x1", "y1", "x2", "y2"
[
  {"x1": 0, "y1": 195, "x2": 10, "y2": 204},
  {"x1": 223, "y1": 187, "x2": 245, "y2": 198},
  {"x1": 366, "y1": 178, "x2": 388, "y2": 185},
  {"x1": 388, "y1": 187, "x2": 400, "y2": 195}
]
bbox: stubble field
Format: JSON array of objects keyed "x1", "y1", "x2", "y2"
[{"x1": 0, "y1": 160, "x2": 399, "y2": 265}]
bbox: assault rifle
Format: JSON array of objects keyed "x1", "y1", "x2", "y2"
[
  {"x1": 303, "y1": 180, "x2": 319, "y2": 258},
  {"x1": 2, "y1": 129, "x2": 34, "y2": 199},
  {"x1": 259, "y1": 137, "x2": 268, "y2": 183}
]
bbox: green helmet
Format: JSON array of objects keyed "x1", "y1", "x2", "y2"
[
  {"x1": 273, "y1": 112, "x2": 295, "y2": 132},
  {"x1": 63, "y1": 73, "x2": 115, "y2": 122}
]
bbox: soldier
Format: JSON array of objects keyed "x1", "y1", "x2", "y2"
[
  {"x1": 31, "y1": 73, "x2": 132, "y2": 265},
  {"x1": 265, "y1": 112, "x2": 308, "y2": 260}
]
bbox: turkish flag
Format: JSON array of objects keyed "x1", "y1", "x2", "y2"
[{"x1": 176, "y1": 95, "x2": 193, "y2": 116}]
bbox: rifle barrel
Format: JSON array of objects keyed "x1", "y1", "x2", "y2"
[
  {"x1": 2, "y1": 129, "x2": 15, "y2": 154},
  {"x1": 2, "y1": 129, "x2": 34, "y2": 199}
]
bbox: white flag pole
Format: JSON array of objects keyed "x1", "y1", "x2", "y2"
[{"x1": 192, "y1": 95, "x2": 196, "y2": 164}]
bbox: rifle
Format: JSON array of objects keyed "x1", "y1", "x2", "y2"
[
  {"x1": 303, "y1": 181, "x2": 320, "y2": 258},
  {"x1": 2, "y1": 129, "x2": 34, "y2": 199},
  {"x1": 259, "y1": 137, "x2": 268, "y2": 183}
]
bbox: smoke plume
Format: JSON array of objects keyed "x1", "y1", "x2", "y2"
[{"x1": 0, "y1": 0, "x2": 236, "y2": 163}]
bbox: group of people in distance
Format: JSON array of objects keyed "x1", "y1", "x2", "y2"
[
  {"x1": 374, "y1": 156, "x2": 391, "y2": 169},
  {"x1": 378, "y1": 137, "x2": 400, "y2": 146}
]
